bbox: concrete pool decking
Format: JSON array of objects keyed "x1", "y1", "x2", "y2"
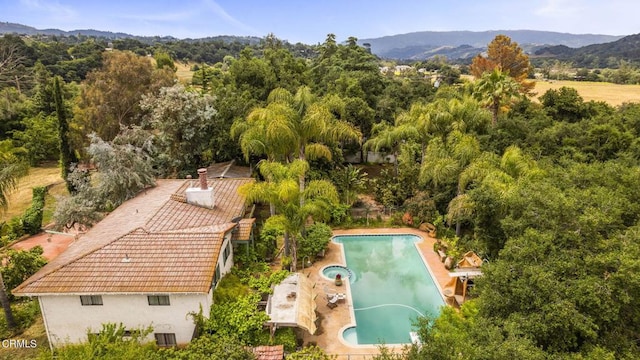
[{"x1": 300, "y1": 228, "x2": 452, "y2": 357}]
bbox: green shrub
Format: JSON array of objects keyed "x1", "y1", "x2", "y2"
[
  {"x1": 1, "y1": 246, "x2": 48, "y2": 300},
  {"x1": 247, "y1": 270, "x2": 290, "y2": 295},
  {"x1": 298, "y1": 223, "x2": 332, "y2": 261},
  {"x1": 0, "y1": 299, "x2": 41, "y2": 339},
  {"x1": 329, "y1": 203, "x2": 351, "y2": 225},
  {"x1": 5, "y1": 216, "x2": 25, "y2": 240},
  {"x1": 21, "y1": 186, "x2": 47, "y2": 235},
  {"x1": 272, "y1": 327, "x2": 297, "y2": 352},
  {"x1": 212, "y1": 273, "x2": 251, "y2": 304}
]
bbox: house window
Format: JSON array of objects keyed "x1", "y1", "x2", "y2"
[
  {"x1": 148, "y1": 295, "x2": 170, "y2": 306},
  {"x1": 213, "y1": 264, "x2": 221, "y2": 287},
  {"x1": 223, "y1": 241, "x2": 231, "y2": 264},
  {"x1": 155, "y1": 333, "x2": 176, "y2": 347},
  {"x1": 80, "y1": 295, "x2": 103, "y2": 306},
  {"x1": 123, "y1": 329, "x2": 140, "y2": 337}
]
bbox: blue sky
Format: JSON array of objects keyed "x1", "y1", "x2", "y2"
[{"x1": 2, "y1": 0, "x2": 639, "y2": 44}]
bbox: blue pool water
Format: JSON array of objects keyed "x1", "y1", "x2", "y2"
[{"x1": 333, "y1": 234, "x2": 444, "y2": 345}]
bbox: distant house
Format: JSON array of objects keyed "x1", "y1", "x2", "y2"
[{"x1": 13, "y1": 169, "x2": 255, "y2": 348}]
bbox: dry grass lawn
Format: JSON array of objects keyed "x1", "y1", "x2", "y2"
[
  {"x1": 175, "y1": 62, "x2": 194, "y2": 84},
  {"x1": 0, "y1": 316, "x2": 48, "y2": 360},
  {"x1": 1, "y1": 164, "x2": 66, "y2": 224},
  {"x1": 531, "y1": 80, "x2": 640, "y2": 106}
]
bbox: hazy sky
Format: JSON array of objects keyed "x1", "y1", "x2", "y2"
[{"x1": 2, "y1": 0, "x2": 639, "y2": 44}]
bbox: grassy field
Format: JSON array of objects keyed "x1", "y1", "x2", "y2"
[
  {"x1": 1, "y1": 164, "x2": 66, "y2": 225},
  {"x1": 0, "y1": 317, "x2": 48, "y2": 360},
  {"x1": 531, "y1": 80, "x2": 640, "y2": 106},
  {"x1": 176, "y1": 62, "x2": 193, "y2": 84}
]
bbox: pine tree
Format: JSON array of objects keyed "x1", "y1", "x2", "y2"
[{"x1": 54, "y1": 77, "x2": 78, "y2": 194}]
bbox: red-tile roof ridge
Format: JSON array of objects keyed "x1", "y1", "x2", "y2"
[
  {"x1": 14, "y1": 228, "x2": 225, "y2": 294},
  {"x1": 252, "y1": 345, "x2": 284, "y2": 360},
  {"x1": 13, "y1": 177, "x2": 255, "y2": 296},
  {"x1": 12, "y1": 180, "x2": 185, "y2": 294}
]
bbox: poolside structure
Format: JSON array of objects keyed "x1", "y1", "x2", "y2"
[
  {"x1": 443, "y1": 251, "x2": 483, "y2": 306},
  {"x1": 265, "y1": 273, "x2": 318, "y2": 335}
]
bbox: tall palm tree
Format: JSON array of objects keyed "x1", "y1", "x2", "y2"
[
  {"x1": 364, "y1": 121, "x2": 418, "y2": 176},
  {"x1": 239, "y1": 160, "x2": 338, "y2": 269},
  {"x1": 0, "y1": 142, "x2": 28, "y2": 211},
  {"x1": 473, "y1": 68, "x2": 522, "y2": 126},
  {"x1": 232, "y1": 86, "x2": 361, "y2": 203},
  {"x1": 0, "y1": 144, "x2": 27, "y2": 331},
  {"x1": 420, "y1": 131, "x2": 482, "y2": 236},
  {"x1": 447, "y1": 145, "x2": 544, "y2": 237}
]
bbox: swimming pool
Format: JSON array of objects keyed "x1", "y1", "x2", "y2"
[{"x1": 333, "y1": 234, "x2": 444, "y2": 345}]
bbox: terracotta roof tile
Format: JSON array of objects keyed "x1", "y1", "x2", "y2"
[
  {"x1": 146, "y1": 178, "x2": 253, "y2": 232},
  {"x1": 252, "y1": 345, "x2": 284, "y2": 360},
  {"x1": 13, "y1": 178, "x2": 255, "y2": 296},
  {"x1": 14, "y1": 229, "x2": 224, "y2": 294},
  {"x1": 232, "y1": 218, "x2": 255, "y2": 242}
]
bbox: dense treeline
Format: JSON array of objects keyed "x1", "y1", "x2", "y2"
[{"x1": 1, "y1": 32, "x2": 640, "y2": 359}]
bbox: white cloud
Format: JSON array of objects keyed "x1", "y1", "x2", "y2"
[
  {"x1": 19, "y1": 0, "x2": 77, "y2": 20},
  {"x1": 201, "y1": 0, "x2": 261, "y2": 36}
]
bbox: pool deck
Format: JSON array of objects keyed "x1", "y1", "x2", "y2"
[{"x1": 300, "y1": 228, "x2": 450, "y2": 358}]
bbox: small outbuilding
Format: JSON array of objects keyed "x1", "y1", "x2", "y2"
[{"x1": 265, "y1": 273, "x2": 318, "y2": 335}]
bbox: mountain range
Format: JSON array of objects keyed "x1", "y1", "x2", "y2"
[
  {"x1": 2, "y1": 22, "x2": 637, "y2": 64},
  {"x1": 0, "y1": 22, "x2": 262, "y2": 45},
  {"x1": 358, "y1": 30, "x2": 624, "y2": 60}
]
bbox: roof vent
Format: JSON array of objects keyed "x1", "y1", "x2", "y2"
[{"x1": 122, "y1": 254, "x2": 131, "y2": 263}]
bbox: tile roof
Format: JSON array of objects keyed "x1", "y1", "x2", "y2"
[
  {"x1": 13, "y1": 177, "x2": 254, "y2": 296},
  {"x1": 145, "y1": 178, "x2": 253, "y2": 232},
  {"x1": 206, "y1": 160, "x2": 251, "y2": 178},
  {"x1": 232, "y1": 218, "x2": 256, "y2": 242},
  {"x1": 252, "y1": 345, "x2": 284, "y2": 360},
  {"x1": 13, "y1": 229, "x2": 224, "y2": 294}
]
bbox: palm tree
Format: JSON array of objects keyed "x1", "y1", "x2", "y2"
[
  {"x1": 333, "y1": 164, "x2": 367, "y2": 206},
  {"x1": 447, "y1": 145, "x2": 543, "y2": 237},
  {"x1": 232, "y1": 86, "x2": 361, "y2": 203},
  {"x1": 473, "y1": 68, "x2": 522, "y2": 126},
  {"x1": 0, "y1": 142, "x2": 28, "y2": 211},
  {"x1": 239, "y1": 160, "x2": 338, "y2": 269},
  {"x1": 364, "y1": 121, "x2": 418, "y2": 176},
  {"x1": 420, "y1": 131, "x2": 482, "y2": 236},
  {"x1": 0, "y1": 144, "x2": 27, "y2": 331}
]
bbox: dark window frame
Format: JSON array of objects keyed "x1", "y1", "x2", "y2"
[
  {"x1": 223, "y1": 241, "x2": 231, "y2": 264},
  {"x1": 148, "y1": 295, "x2": 170, "y2": 306},
  {"x1": 155, "y1": 333, "x2": 176, "y2": 347},
  {"x1": 80, "y1": 295, "x2": 103, "y2": 306}
]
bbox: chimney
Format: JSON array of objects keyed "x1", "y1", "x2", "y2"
[
  {"x1": 198, "y1": 168, "x2": 208, "y2": 190},
  {"x1": 185, "y1": 168, "x2": 215, "y2": 209}
]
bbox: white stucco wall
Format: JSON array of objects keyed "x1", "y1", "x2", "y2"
[
  {"x1": 39, "y1": 291, "x2": 213, "y2": 347},
  {"x1": 39, "y1": 232, "x2": 233, "y2": 347},
  {"x1": 38, "y1": 232, "x2": 235, "y2": 348}
]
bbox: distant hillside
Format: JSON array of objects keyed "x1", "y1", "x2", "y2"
[
  {"x1": 535, "y1": 33, "x2": 640, "y2": 66},
  {"x1": 359, "y1": 30, "x2": 623, "y2": 60},
  {"x1": 0, "y1": 21, "x2": 262, "y2": 45}
]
